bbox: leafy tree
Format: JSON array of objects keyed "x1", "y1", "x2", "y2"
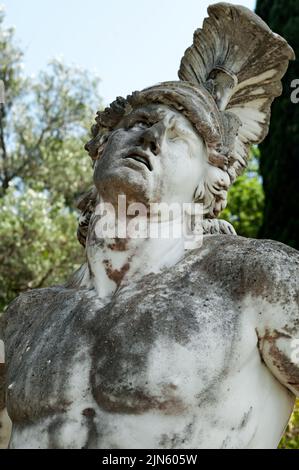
[
  {"x1": 0, "y1": 7, "x2": 100, "y2": 310},
  {"x1": 0, "y1": 187, "x2": 79, "y2": 308}
]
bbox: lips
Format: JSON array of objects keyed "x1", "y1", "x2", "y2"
[{"x1": 123, "y1": 150, "x2": 152, "y2": 171}]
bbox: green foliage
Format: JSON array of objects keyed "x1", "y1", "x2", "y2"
[
  {"x1": 0, "y1": 8, "x2": 100, "y2": 310},
  {"x1": 279, "y1": 400, "x2": 299, "y2": 449},
  {"x1": 0, "y1": 186, "x2": 81, "y2": 310},
  {"x1": 221, "y1": 148, "x2": 264, "y2": 238},
  {"x1": 0, "y1": 6, "x2": 24, "y2": 109},
  {"x1": 0, "y1": 55, "x2": 97, "y2": 200}
]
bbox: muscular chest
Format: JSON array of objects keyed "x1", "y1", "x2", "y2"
[
  {"x1": 6, "y1": 263, "x2": 242, "y2": 422},
  {"x1": 91, "y1": 298, "x2": 238, "y2": 417}
]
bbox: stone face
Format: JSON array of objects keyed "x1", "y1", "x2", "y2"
[
  {"x1": 2, "y1": 236, "x2": 299, "y2": 448},
  {"x1": 1, "y1": 3, "x2": 298, "y2": 449}
]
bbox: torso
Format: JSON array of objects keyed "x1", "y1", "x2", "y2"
[{"x1": 4, "y1": 236, "x2": 296, "y2": 448}]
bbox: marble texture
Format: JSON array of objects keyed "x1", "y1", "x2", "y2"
[
  {"x1": 2, "y1": 236, "x2": 299, "y2": 448},
  {"x1": 0, "y1": 3, "x2": 297, "y2": 449}
]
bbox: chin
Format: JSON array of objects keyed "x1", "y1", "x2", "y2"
[{"x1": 96, "y1": 171, "x2": 155, "y2": 208}]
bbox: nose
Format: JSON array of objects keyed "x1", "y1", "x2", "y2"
[{"x1": 140, "y1": 122, "x2": 164, "y2": 155}]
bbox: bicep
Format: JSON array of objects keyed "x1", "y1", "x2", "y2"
[
  {"x1": 257, "y1": 328, "x2": 299, "y2": 397},
  {"x1": 0, "y1": 328, "x2": 11, "y2": 449},
  {"x1": 252, "y1": 242, "x2": 299, "y2": 396}
]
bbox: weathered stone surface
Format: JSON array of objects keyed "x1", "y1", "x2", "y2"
[
  {"x1": 1, "y1": 3, "x2": 298, "y2": 449},
  {"x1": 2, "y1": 236, "x2": 299, "y2": 448}
]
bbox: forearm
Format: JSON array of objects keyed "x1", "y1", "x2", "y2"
[
  {"x1": 0, "y1": 334, "x2": 11, "y2": 448},
  {"x1": 0, "y1": 408, "x2": 11, "y2": 448}
]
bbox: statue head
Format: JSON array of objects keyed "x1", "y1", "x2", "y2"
[
  {"x1": 79, "y1": 3, "x2": 294, "y2": 245},
  {"x1": 92, "y1": 104, "x2": 208, "y2": 208}
]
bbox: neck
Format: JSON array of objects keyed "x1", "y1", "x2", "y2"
[
  {"x1": 86, "y1": 215, "x2": 187, "y2": 300},
  {"x1": 66, "y1": 196, "x2": 236, "y2": 297}
]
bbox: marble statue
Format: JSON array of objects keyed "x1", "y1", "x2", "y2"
[{"x1": 0, "y1": 3, "x2": 298, "y2": 449}]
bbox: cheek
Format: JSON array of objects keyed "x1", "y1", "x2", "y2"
[
  {"x1": 175, "y1": 160, "x2": 201, "y2": 198},
  {"x1": 171, "y1": 143, "x2": 202, "y2": 180},
  {"x1": 160, "y1": 142, "x2": 203, "y2": 199},
  {"x1": 103, "y1": 129, "x2": 138, "y2": 155}
]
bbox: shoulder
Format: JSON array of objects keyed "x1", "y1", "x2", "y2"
[
  {"x1": 1, "y1": 287, "x2": 61, "y2": 344},
  {"x1": 206, "y1": 234, "x2": 297, "y2": 263},
  {"x1": 187, "y1": 235, "x2": 299, "y2": 302},
  {"x1": 1, "y1": 286, "x2": 96, "y2": 351},
  {"x1": 2, "y1": 286, "x2": 64, "y2": 325},
  {"x1": 189, "y1": 234, "x2": 299, "y2": 271}
]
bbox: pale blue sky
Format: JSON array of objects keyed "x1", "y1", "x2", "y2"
[{"x1": 4, "y1": 0, "x2": 256, "y2": 106}]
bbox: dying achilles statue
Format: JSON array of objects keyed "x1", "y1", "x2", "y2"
[{"x1": 0, "y1": 3, "x2": 298, "y2": 449}]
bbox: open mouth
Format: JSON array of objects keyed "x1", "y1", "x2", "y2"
[{"x1": 123, "y1": 151, "x2": 152, "y2": 171}]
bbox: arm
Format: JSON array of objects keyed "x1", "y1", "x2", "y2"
[
  {"x1": 0, "y1": 316, "x2": 12, "y2": 448},
  {"x1": 255, "y1": 242, "x2": 299, "y2": 397}
]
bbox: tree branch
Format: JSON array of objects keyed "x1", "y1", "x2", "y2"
[
  {"x1": 0, "y1": 103, "x2": 9, "y2": 193},
  {"x1": 33, "y1": 267, "x2": 55, "y2": 289}
]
